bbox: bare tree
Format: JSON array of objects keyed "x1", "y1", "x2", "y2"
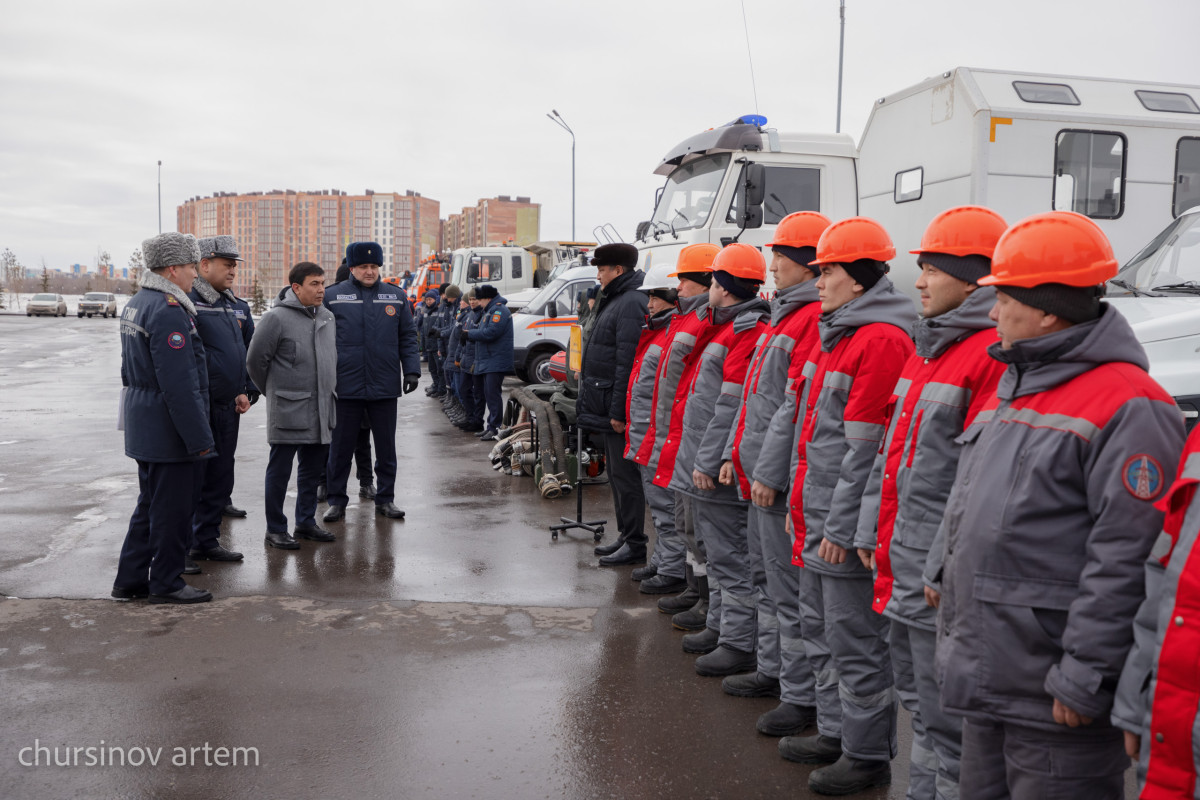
[
  {"x1": 40, "y1": 262, "x2": 51, "y2": 292},
  {"x1": 128, "y1": 248, "x2": 144, "y2": 294},
  {"x1": 1, "y1": 248, "x2": 17, "y2": 309}
]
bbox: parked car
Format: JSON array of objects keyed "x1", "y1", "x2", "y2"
[
  {"x1": 26, "y1": 294, "x2": 67, "y2": 317},
  {"x1": 78, "y1": 292, "x2": 117, "y2": 318}
]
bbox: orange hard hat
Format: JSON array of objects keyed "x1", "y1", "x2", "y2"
[
  {"x1": 809, "y1": 217, "x2": 896, "y2": 266},
  {"x1": 911, "y1": 206, "x2": 1008, "y2": 259},
  {"x1": 668, "y1": 243, "x2": 720, "y2": 277},
  {"x1": 712, "y1": 242, "x2": 766, "y2": 282},
  {"x1": 768, "y1": 211, "x2": 833, "y2": 249},
  {"x1": 980, "y1": 211, "x2": 1118, "y2": 289}
]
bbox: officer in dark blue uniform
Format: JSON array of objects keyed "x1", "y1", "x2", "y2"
[
  {"x1": 323, "y1": 242, "x2": 421, "y2": 522},
  {"x1": 187, "y1": 235, "x2": 257, "y2": 567},
  {"x1": 460, "y1": 283, "x2": 513, "y2": 440},
  {"x1": 112, "y1": 232, "x2": 215, "y2": 604}
]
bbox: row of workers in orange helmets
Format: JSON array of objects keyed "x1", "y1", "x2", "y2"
[{"x1": 606, "y1": 205, "x2": 1197, "y2": 798}]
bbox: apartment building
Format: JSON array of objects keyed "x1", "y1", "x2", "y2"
[
  {"x1": 442, "y1": 196, "x2": 540, "y2": 250},
  {"x1": 178, "y1": 188, "x2": 440, "y2": 296}
]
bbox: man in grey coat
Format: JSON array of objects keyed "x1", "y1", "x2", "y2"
[{"x1": 246, "y1": 262, "x2": 338, "y2": 550}]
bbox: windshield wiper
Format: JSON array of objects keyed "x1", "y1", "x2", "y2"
[
  {"x1": 1151, "y1": 281, "x2": 1200, "y2": 294},
  {"x1": 1108, "y1": 279, "x2": 1153, "y2": 297}
]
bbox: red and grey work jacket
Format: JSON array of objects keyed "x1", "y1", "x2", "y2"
[
  {"x1": 649, "y1": 295, "x2": 718, "y2": 481},
  {"x1": 1113, "y1": 426, "x2": 1200, "y2": 799},
  {"x1": 787, "y1": 278, "x2": 917, "y2": 573},
  {"x1": 666, "y1": 298, "x2": 770, "y2": 504},
  {"x1": 624, "y1": 308, "x2": 676, "y2": 462},
  {"x1": 854, "y1": 288, "x2": 1004, "y2": 629},
  {"x1": 724, "y1": 281, "x2": 821, "y2": 503},
  {"x1": 936, "y1": 304, "x2": 1185, "y2": 730}
]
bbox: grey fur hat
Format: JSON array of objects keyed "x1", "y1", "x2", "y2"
[
  {"x1": 144, "y1": 232, "x2": 201, "y2": 270},
  {"x1": 198, "y1": 235, "x2": 243, "y2": 262}
]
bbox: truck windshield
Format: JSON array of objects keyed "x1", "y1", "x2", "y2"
[
  {"x1": 650, "y1": 154, "x2": 731, "y2": 233},
  {"x1": 521, "y1": 277, "x2": 571, "y2": 315},
  {"x1": 1110, "y1": 212, "x2": 1200, "y2": 296}
]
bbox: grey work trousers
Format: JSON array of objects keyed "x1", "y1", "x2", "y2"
[
  {"x1": 676, "y1": 491, "x2": 722, "y2": 630},
  {"x1": 750, "y1": 505, "x2": 815, "y2": 707},
  {"x1": 958, "y1": 717, "x2": 1125, "y2": 800},
  {"x1": 693, "y1": 497, "x2": 756, "y2": 654},
  {"x1": 641, "y1": 465, "x2": 684, "y2": 579},
  {"x1": 891, "y1": 619, "x2": 962, "y2": 800},
  {"x1": 798, "y1": 568, "x2": 898, "y2": 761}
]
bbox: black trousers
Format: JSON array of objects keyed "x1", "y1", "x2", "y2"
[
  {"x1": 459, "y1": 370, "x2": 481, "y2": 426},
  {"x1": 601, "y1": 431, "x2": 646, "y2": 548},
  {"x1": 192, "y1": 401, "x2": 239, "y2": 551},
  {"x1": 327, "y1": 398, "x2": 398, "y2": 507},
  {"x1": 115, "y1": 460, "x2": 204, "y2": 595},
  {"x1": 265, "y1": 443, "x2": 327, "y2": 533}
]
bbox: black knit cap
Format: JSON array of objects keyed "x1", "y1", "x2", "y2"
[
  {"x1": 917, "y1": 252, "x2": 992, "y2": 285},
  {"x1": 771, "y1": 245, "x2": 817, "y2": 269},
  {"x1": 676, "y1": 271, "x2": 713, "y2": 288},
  {"x1": 592, "y1": 243, "x2": 639, "y2": 270},
  {"x1": 996, "y1": 283, "x2": 1105, "y2": 324},
  {"x1": 840, "y1": 259, "x2": 889, "y2": 290},
  {"x1": 713, "y1": 270, "x2": 761, "y2": 300}
]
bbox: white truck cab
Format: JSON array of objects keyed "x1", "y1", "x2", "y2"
[
  {"x1": 511, "y1": 266, "x2": 598, "y2": 383},
  {"x1": 448, "y1": 245, "x2": 535, "y2": 299},
  {"x1": 1107, "y1": 206, "x2": 1200, "y2": 426}
]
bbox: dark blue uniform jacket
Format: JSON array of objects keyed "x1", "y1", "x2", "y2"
[
  {"x1": 189, "y1": 278, "x2": 256, "y2": 405},
  {"x1": 465, "y1": 297, "x2": 514, "y2": 374},
  {"x1": 324, "y1": 277, "x2": 420, "y2": 399},
  {"x1": 120, "y1": 282, "x2": 214, "y2": 461}
]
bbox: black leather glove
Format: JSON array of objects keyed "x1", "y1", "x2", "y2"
[
  {"x1": 459, "y1": 329, "x2": 469, "y2": 343},
  {"x1": 403, "y1": 374, "x2": 420, "y2": 395}
]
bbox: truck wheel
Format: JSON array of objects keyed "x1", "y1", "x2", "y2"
[
  {"x1": 528, "y1": 351, "x2": 554, "y2": 385},
  {"x1": 514, "y1": 367, "x2": 529, "y2": 383},
  {"x1": 78, "y1": 312, "x2": 84, "y2": 318}
]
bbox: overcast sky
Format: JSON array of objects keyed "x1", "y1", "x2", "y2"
[{"x1": 2, "y1": 0, "x2": 1198, "y2": 271}]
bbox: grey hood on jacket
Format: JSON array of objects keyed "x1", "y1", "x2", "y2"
[
  {"x1": 818, "y1": 276, "x2": 917, "y2": 353},
  {"x1": 914, "y1": 286, "x2": 996, "y2": 359},
  {"x1": 246, "y1": 289, "x2": 338, "y2": 445}
]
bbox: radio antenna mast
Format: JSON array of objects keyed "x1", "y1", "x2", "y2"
[{"x1": 739, "y1": 0, "x2": 760, "y2": 118}]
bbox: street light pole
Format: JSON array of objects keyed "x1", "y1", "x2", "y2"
[
  {"x1": 157, "y1": 160, "x2": 162, "y2": 234},
  {"x1": 836, "y1": 1, "x2": 846, "y2": 134},
  {"x1": 546, "y1": 110, "x2": 575, "y2": 240}
]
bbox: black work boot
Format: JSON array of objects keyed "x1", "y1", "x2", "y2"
[
  {"x1": 695, "y1": 643, "x2": 756, "y2": 677},
  {"x1": 671, "y1": 574, "x2": 710, "y2": 631},
  {"x1": 757, "y1": 702, "x2": 818, "y2": 736},
  {"x1": 631, "y1": 564, "x2": 657, "y2": 581},
  {"x1": 808, "y1": 755, "x2": 891, "y2": 795},
  {"x1": 779, "y1": 734, "x2": 843, "y2": 765},
  {"x1": 681, "y1": 626, "x2": 720, "y2": 655},
  {"x1": 722, "y1": 671, "x2": 781, "y2": 698},
  {"x1": 659, "y1": 563, "x2": 699, "y2": 612}
]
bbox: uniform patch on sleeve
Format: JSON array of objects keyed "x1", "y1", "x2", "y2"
[
  {"x1": 491, "y1": 313, "x2": 501, "y2": 323},
  {"x1": 165, "y1": 295, "x2": 179, "y2": 306},
  {"x1": 1123, "y1": 454, "x2": 1164, "y2": 500},
  {"x1": 385, "y1": 305, "x2": 396, "y2": 316},
  {"x1": 167, "y1": 332, "x2": 186, "y2": 349}
]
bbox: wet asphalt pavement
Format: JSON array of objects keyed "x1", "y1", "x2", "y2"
[{"x1": 0, "y1": 314, "x2": 1137, "y2": 799}]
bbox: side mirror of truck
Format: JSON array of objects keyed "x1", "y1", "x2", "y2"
[
  {"x1": 635, "y1": 221, "x2": 651, "y2": 241},
  {"x1": 467, "y1": 262, "x2": 481, "y2": 282},
  {"x1": 547, "y1": 304, "x2": 558, "y2": 319},
  {"x1": 736, "y1": 163, "x2": 766, "y2": 230}
]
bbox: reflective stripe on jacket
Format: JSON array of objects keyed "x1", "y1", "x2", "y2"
[
  {"x1": 624, "y1": 309, "x2": 675, "y2": 461},
  {"x1": 324, "y1": 278, "x2": 420, "y2": 399},
  {"x1": 935, "y1": 304, "x2": 1185, "y2": 730},
  {"x1": 646, "y1": 295, "x2": 713, "y2": 475},
  {"x1": 667, "y1": 297, "x2": 770, "y2": 504},
  {"x1": 727, "y1": 280, "x2": 821, "y2": 503},
  {"x1": 789, "y1": 277, "x2": 917, "y2": 573},
  {"x1": 855, "y1": 287, "x2": 1004, "y2": 629}
]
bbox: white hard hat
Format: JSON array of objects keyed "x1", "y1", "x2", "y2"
[{"x1": 638, "y1": 267, "x2": 679, "y2": 293}]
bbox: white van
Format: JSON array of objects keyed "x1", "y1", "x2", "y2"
[
  {"x1": 1107, "y1": 206, "x2": 1200, "y2": 426},
  {"x1": 511, "y1": 266, "x2": 597, "y2": 383}
]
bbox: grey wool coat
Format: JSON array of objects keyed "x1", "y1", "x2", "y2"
[{"x1": 246, "y1": 290, "x2": 338, "y2": 445}]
